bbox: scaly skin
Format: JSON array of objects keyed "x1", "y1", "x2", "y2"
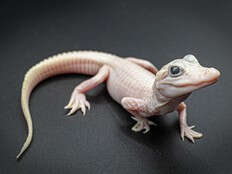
[{"x1": 17, "y1": 51, "x2": 220, "y2": 159}]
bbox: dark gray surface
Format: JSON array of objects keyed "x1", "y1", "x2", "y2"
[{"x1": 0, "y1": 0, "x2": 231, "y2": 173}]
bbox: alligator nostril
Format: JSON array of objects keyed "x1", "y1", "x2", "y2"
[{"x1": 210, "y1": 68, "x2": 221, "y2": 78}]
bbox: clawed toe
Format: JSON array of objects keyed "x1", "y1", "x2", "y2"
[
  {"x1": 65, "y1": 92, "x2": 90, "y2": 116},
  {"x1": 181, "y1": 125, "x2": 203, "y2": 143},
  {"x1": 67, "y1": 103, "x2": 79, "y2": 116},
  {"x1": 132, "y1": 122, "x2": 143, "y2": 132},
  {"x1": 131, "y1": 117, "x2": 156, "y2": 134},
  {"x1": 142, "y1": 125, "x2": 150, "y2": 134},
  {"x1": 85, "y1": 101, "x2": 90, "y2": 110}
]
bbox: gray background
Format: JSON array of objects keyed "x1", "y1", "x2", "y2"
[{"x1": 0, "y1": 0, "x2": 231, "y2": 173}]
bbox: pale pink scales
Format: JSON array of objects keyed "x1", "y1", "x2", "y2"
[{"x1": 17, "y1": 51, "x2": 156, "y2": 159}]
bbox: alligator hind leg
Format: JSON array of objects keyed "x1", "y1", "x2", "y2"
[{"x1": 65, "y1": 65, "x2": 109, "y2": 115}]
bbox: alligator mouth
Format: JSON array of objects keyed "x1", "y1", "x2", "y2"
[
  {"x1": 161, "y1": 67, "x2": 221, "y2": 88},
  {"x1": 161, "y1": 76, "x2": 219, "y2": 88},
  {"x1": 174, "y1": 77, "x2": 219, "y2": 88}
]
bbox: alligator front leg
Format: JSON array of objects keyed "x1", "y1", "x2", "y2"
[
  {"x1": 121, "y1": 97, "x2": 156, "y2": 133},
  {"x1": 126, "y1": 57, "x2": 158, "y2": 74},
  {"x1": 177, "y1": 102, "x2": 203, "y2": 143}
]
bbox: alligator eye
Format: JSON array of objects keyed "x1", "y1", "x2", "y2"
[{"x1": 169, "y1": 66, "x2": 183, "y2": 77}]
